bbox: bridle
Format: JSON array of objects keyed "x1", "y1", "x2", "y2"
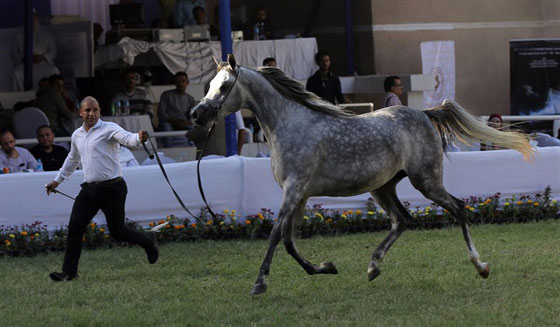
[{"x1": 142, "y1": 65, "x2": 241, "y2": 223}]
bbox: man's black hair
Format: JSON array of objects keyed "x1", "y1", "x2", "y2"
[
  {"x1": 174, "y1": 71, "x2": 188, "y2": 80},
  {"x1": 35, "y1": 124, "x2": 53, "y2": 136},
  {"x1": 384, "y1": 75, "x2": 401, "y2": 92},
  {"x1": 262, "y1": 57, "x2": 276, "y2": 66},
  {"x1": 314, "y1": 51, "x2": 330, "y2": 64}
]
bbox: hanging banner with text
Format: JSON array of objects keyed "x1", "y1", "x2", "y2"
[{"x1": 510, "y1": 39, "x2": 560, "y2": 116}]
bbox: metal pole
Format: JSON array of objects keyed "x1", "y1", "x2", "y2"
[
  {"x1": 344, "y1": 0, "x2": 355, "y2": 75},
  {"x1": 219, "y1": 0, "x2": 237, "y2": 156},
  {"x1": 24, "y1": 0, "x2": 34, "y2": 90}
]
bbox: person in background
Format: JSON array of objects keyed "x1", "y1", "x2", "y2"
[
  {"x1": 49, "y1": 74, "x2": 76, "y2": 112},
  {"x1": 11, "y1": 10, "x2": 59, "y2": 91},
  {"x1": 481, "y1": 113, "x2": 503, "y2": 151},
  {"x1": 157, "y1": 71, "x2": 196, "y2": 147},
  {"x1": 171, "y1": 0, "x2": 206, "y2": 27},
  {"x1": 112, "y1": 68, "x2": 154, "y2": 118},
  {"x1": 192, "y1": 5, "x2": 219, "y2": 40},
  {"x1": 383, "y1": 76, "x2": 404, "y2": 107},
  {"x1": 0, "y1": 129, "x2": 37, "y2": 172},
  {"x1": 262, "y1": 57, "x2": 277, "y2": 67},
  {"x1": 29, "y1": 125, "x2": 68, "y2": 171},
  {"x1": 45, "y1": 96, "x2": 159, "y2": 282},
  {"x1": 119, "y1": 146, "x2": 140, "y2": 168},
  {"x1": 34, "y1": 74, "x2": 77, "y2": 136},
  {"x1": 244, "y1": 7, "x2": 275, "y2": 40},
  {"x1": 306, "y1": 51, "x2": 346, "y2": 104}
]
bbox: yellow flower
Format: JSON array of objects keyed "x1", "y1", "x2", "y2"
[
  {"x1": 30, "y1": 235, "x2": 35, "y2": 240},
  {"x1": 20, "y1": 231, "x2": 28, "y2": 236},
  {"x1": 443, "y1": 209, "x2": 448, "y2": 213},
  {"x1": 158, "y1": 220, "x2": 166, "y2": 225},
  {"x1": 516, "y1": 201, "x2": 522, "y2": 206},
  {"x1": 245, "y1": 220, "x2": 251, "y2": 225},
  {"x1": 465, "y1": 205, "x2": 471, "y2": 209},
  {"x1": 219, "y1": 221, "x2": 225, "y2": 225},
  {"x1": 8, "y1": 234, "x2": 15, "y2": 238},
  {"x1": 485, "y1": 199, "x2": 491, "y2": 204},
  {"x1": 347, "y1": 210, "x2": 353, "y2": 215},
  {"x1": 533, "y1": 202, "x2": 539, "y2": 207},
  {"x1": 469, "y1": 207, "x2": 475, "y2": 212},
  {"x1": 257, "y1": 213, "x2": 264, "y2": 220},
  {"x1": 191, "y1": 223, "x2": 197, "y2": 228},
  {"x1": 99, "y1": 228, "x2": 105, "y2": 233},
  {"x1": 341, "y1": 214, "x2": 347, "y2": 219},
  {"x1": 34, "y1": 233, "x2": 40, "y2": 237},
  {"x1": 379, "y1": 210, "x2": 385, "y2": 214},
  {"x1": 165, "y1": 224, "x2": 171, "y2": 229},
  {"x1": 326, "y1": 218, "x2": 333, "y2": 223},
  {"x1": 303, "y1": 215, "x2": 309, "y2": 220},
  {"x1": 527, "y1": 199, "x2": 533, "y2": 204},
  {"x1": 4, "y1": 240, "x2": 11, "y2": 246},
  {"x1": 174, "y1": 225, "x2": 182, "y2": 230},
  {"x1": 149, "y1": 222, "x2": 155, "y2": 227},
  {"x1": 90, "y1": 223, "x2": 96, "y2": 229},
  {"x1": 425, "y1": 207, "x2": 431, "y2": 212},
  {"x1": 479, "y1": 203, "x2": 485, "y2": 207},
  {"x1": 224, "y1": 210, "x2": 229, "y2": 214},
  {"x1": 166, "y1": 216, "x2": 171, "y2": 221},
  {"x1": 206, "y1": 220, "x2": 213, "y2": 225},
  {"x1": 231, "y1": 210, "x2": 237, "y2": 214},
  {"x1": 356, "y1": 210, "x2": 362, "y2": 215},
  {"x1": 315, "y1": 212, "x2": 324, "y2": 220},
  {"x1": 552, "y1": 200, "x2": 557, "y2": 204},
  {"x1": 367, "y1": 211, "x2": 374, "y2": 216},
  {"x1": 504, "y1": 202, "x2": 510, "y2": 206}
]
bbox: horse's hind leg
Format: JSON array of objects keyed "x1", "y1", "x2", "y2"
[
  {"x1": 412, "y1": 179, "x2": 489, "y2": 279},
  {"x1": 368, "y1": 172, "x2": 412, "y2": 281}
]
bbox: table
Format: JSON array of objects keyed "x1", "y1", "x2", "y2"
[{"x1": 1, "y1": 147, "x2": 558, "y2": 230}]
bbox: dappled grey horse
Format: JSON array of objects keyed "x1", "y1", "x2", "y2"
[{"x1": 191, "y1": 54, "x2": 533, "y2": 295}]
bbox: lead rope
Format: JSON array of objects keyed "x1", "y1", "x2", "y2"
[{"x1": 142, "y1": 127, "x2": 217, "y2": 225}]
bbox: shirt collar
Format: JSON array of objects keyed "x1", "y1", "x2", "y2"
[{"x1": 78, "y1": 119, "x2": 104, "y2": 133}]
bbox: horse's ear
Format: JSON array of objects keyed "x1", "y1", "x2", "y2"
[
  {"x1": 211, "y1": 55, "x2": 220, "y2": 67},
  {"x1": 227, "y1": 53, "x2": 236, "y2": 69}
]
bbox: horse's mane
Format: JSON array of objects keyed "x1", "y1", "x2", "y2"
[{"x1": 254, "y1": 66, "x2": 354, "y2": 117}]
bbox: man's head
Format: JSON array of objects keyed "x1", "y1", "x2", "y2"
[
  {"x1": 488, "y1": 113, "x2": 503, "y2": 129},
  {"x1": 384, "y1": 75, "x2": 403, "y2": 96},
  {"x1": 174, "y1": 72, "x2": 189, "y2": 93},
  {"x1": 79, "y1": 96, "x2": 101, "y2": 129},
  {"x1": 255, "y1": 7, "x2": 266, "y2": 23},
  {"x1": 36, "y1": 125, "x2": 55, "y2": 148},
  {"x1": 263, "y1": 57, "x2": 277, "y2": 67},
  {"x1": 193, "y1": 6, "x2": 206, "y2": 25},
  {"x1": 0, "y1": 129, "x2": 16, "y2": 155},
  {"x1": 38, "y1": 77, "x2": 49, "y2": 89},
  {"x1": 315, "y1": 51, "x2": 331, "y2": 73},
  {"x1": 49, "y1": 74, "x2": 65, "y2": 93},
  {"x1": 122, "y1": 68, "x2": 138, "y2": 92}
]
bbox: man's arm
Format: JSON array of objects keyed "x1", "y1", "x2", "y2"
[{"x1": 47, "y1": 137, "x2": 81, "y2": 194}]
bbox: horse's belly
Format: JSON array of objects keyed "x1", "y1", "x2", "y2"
[{"x1": 312, "y1": 169, "x2": 398, "y2": 197}]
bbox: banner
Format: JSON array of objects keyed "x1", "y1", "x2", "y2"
[
  {"x1": 510, "y1": 39, "x2": 560, "y2": 116},
  {"x1": 421, "y1": 41, "x2": 455, "y2": 107}
]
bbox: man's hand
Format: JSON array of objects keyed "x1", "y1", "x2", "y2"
[
  {"x1": 45, "y1": 181, "x2": 59, "y2": 195},
  {"x1": 138, "y1": 130, "x2": 148, "y2": 142}
]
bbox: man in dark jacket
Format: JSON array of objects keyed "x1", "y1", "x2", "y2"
[{"x1": 306, "y1": 51, "x2": 346, "y2": 104}]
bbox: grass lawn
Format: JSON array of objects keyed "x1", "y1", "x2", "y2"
[{"x1": 2, "y1": 220, "x2": 560, "y2": 326}]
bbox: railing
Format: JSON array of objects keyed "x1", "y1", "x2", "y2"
[
  {"x1": 14, "y1": 114, "x2": 560, "y2": 146},
  {"x1": 339, "y1": 102, "x2": 374, "y2": 113}
]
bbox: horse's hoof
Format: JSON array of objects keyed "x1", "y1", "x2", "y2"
[
  {"x1": 367, "y1": 263, "x2": 381, "y2": 281},
  {"x1": 251, "y1": 282, "x2": 267, "y2": 295},
  {"x1": 478, "y1": 263, "x2": 490, "y2": 279},
  {"x1": 319, "y1": 261, "x2": 338, "y2": 274}
]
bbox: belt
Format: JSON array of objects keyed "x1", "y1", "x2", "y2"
[{"x1": 86, "y1": 177, "x2": 123, "y2": 186}]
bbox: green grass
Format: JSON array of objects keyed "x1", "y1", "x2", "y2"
[{"x1": 2, "y1": 221, "x2": 560, "y2": 326}]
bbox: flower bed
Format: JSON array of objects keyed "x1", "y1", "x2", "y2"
[{"x1": 1, "y1": 187, "x2": 558, "y2": 257}]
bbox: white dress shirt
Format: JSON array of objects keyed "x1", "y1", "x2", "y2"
[{"x1": 55, "y1": 120, "x2": 142, "y2": 183}]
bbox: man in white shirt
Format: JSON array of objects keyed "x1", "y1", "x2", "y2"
[{"x1": 45, "y1": 96, "x2": 159, "y2": 281}]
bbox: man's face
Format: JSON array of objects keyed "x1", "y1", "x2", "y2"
[
  {"x1": 265, "y1": 60, "x2": 277, "y2": 67},
  {"x1": 37, "y1": 127, "x2": 54, "y2": 147},
  {"x1": 175, "y1": 74, "x2": 189, "y2": 93},
  {"x1": 489, "y1": 117, "x2": 502, "y2": 129},
  {"x1": 0, "y1": 132, "x2": 16, "y2": 155},
  {"x1": 317, "y1": 55, "x2": 331, "y2": 72},
  {"x1": 391, "y1": 79, "x2": 404, "y2": 96},
  {"x1": 51, "y1": 78, "x2": 64, "y2": 93},
  {"x1": 79, "y1": 100, "x2": 101, "y2": 129},
  {"x1": 194, "y1": 8, "x2": 205, "y2": 25},
  {"x1": 256, "y1": 9, "x2": 266, "y2": 23},
  {"x1": 124, "y1": 73, "x2": 137, "y2": 91}
]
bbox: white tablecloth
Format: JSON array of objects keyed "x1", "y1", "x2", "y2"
[{"x1": 1, "y1": 148, "x2": 558, "y2": 230}]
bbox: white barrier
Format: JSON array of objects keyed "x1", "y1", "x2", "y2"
[{"x1": 1, "y1": 147, "x2": 558, "y2": 230}]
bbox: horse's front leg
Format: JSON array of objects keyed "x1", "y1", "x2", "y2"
[{"x1": 283, "y1": 200, "x2": 338, "y2": 276}]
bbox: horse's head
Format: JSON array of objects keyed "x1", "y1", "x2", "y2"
[{"x1": 191, "y1": 54, "x2": 241, "y2": 126}]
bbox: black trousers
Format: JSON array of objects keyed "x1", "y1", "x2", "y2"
[{"x1": 62, "y1": 178, "x2": 150, "y2": 275}]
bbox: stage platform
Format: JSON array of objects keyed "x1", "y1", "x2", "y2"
[{"x1": 1, "y1": 147, "x2": 558, "y2": 230}]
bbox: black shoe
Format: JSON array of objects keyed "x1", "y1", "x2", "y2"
[
  {"x1": 49, "y1": 271, "x2": 77, "y2": 282},
  {"x1": 146, "y1": 232, "x2": 159, "y2": 264}
]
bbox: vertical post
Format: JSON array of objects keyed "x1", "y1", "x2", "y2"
[
  {"x1": 344, "y1": 0, "x2": 355, "y2": 75},
  {"x1": 23, "y1": 0, "x2": 34, "y2": 90},
  {"x1": 219, "y1": 0, "x2": 237, "y2": 156}
]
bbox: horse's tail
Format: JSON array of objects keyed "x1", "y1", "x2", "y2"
[{"x1": 423, "y1": 99, "x2": 534, "y2": 160}]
